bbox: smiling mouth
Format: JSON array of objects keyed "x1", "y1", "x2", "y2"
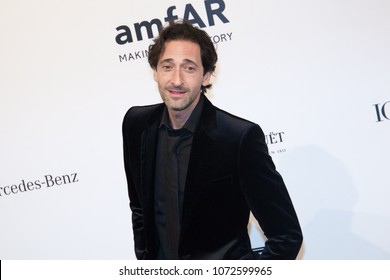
[
  {"x1": 167, "y1": 87, "x2": 188, "y2": 95},
  {"x1": 169, "y1": 90, "x2": 185, "y2": 94}
]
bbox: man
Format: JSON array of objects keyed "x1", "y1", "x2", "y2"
[{"x1": 122, "y1": 21, "x2": 303, "y2": 260}]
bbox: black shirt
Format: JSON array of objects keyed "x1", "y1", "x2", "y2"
[{"x1": 154, "y1": 95, "x2": 204, "y2": 259}]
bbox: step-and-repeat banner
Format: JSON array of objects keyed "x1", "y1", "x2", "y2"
[{"x1": 1, "y1": 0, "x2": 389, "y2": 259}]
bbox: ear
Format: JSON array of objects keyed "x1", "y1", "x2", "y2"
[
  {"x1": 202, "y1": 71, "x2": 212, "y2": 86},
  {"x1": 153, "y1": 69, "x2": 158, "y2": 82}
]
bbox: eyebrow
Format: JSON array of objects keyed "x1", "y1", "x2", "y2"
[{"x1": 159, "y1": 58, "x2": 198, "y2": 66}]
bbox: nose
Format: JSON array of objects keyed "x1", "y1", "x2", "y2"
[{"x1": 171, "y1": 68, "x2": 183, "y2": 87}]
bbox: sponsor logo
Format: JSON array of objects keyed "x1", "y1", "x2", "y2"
[
  {"x1": 0, "y1": 172, "x2": 79, "y2": 198},
  {"x1": 265, "y1": 131, "x2": 287, "y2": 155},
  {"x1": 115, "y1": 0, "x2": 229, "y2": 45},
  {"x1": 373, "y1": 101, "x2": 390, "y2": 122},
  {"x1": 115, "y1": 0, "x2": 232, "y2": 63}
]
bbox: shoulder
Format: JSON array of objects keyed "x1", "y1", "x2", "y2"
[
  {"x1": 210, "y1": 106, "x2": 269, "y2": 155},
  {"x1": 215, "y1": 107, "x2": 255, "y2": 127},
  {"x1": 123, "y1": 103, "x2": 163, "y2": 122},
  {"x1": 213, "y1": 105, "x2": 264, "y2": 137},
  {"x1": 201, "y1": 97, "x2": 265, "y2": 140},
  {"x1": 122, "y1": 103, "x2": 164, "y2": 131},
  {"x1": 202, "y1": 96, "x2": 258, "y2": 129}
]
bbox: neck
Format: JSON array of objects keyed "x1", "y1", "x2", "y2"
[
  {"x1": 166, "y1": 93, "x2": 202, "y2": 129},
  {"x1": 167, "y1": 109, "x2": 191, "y2": 129}
]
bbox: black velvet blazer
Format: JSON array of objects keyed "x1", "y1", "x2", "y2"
[{"x1": 122, "y1": 96, "x2": 303, "y2": 260}]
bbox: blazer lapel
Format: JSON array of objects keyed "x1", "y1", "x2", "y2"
[
  {"x1": 180, "y1": 97, "x2": 216, "y2": 241},
  {"x1": 140, "y1": 123, "x2": 158, "y2": 223},
  {"x1": 139, "y1": 104, "x2": 164, "y2": 219},
  {"x1": 140, "y1": 107, "x2": 163, "y2": 255}
]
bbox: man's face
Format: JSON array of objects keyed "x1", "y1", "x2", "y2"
[{"x1": 154, "y1": 40, "x2": 211, "y2": 114}]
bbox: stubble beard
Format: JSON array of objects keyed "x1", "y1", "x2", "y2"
[{"x1": 160, "y1": 87, "x2": 200, "y2": 112}]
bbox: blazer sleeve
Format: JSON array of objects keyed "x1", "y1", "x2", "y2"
[
  {"x1": 238, "y1": 124, "x2": 303, "y2": 259},
  {"x1": 122, "y1": 110, "x2": 147, "y2": 260}
]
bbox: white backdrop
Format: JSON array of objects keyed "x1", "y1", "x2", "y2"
[{"x1": 1, "y1": 0, "x2": 389, "y2": 259}]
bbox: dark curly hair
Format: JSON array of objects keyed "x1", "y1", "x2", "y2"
[{"x1": 148, "y1": 21, "x2": 217, "y2": 93}]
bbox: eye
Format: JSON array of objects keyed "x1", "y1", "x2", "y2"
[
  {"x1": 160, "y1": 64, "x2": 173, "y2": 71},
  {"x1": 184, "y1": 65, "x2": 196, "y2": 73},
  {"x1": 159, "y1": 63, "x2": 173, "y2": 72}
]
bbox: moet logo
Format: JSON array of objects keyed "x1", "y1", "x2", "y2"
[
  {"x1": 265, "y1": 131, "x2": 287, "y2": 155},
  {"x1": 115, "y1": 0, "x2": 229, "y2": 45},
  {"x1": 373, "y1": 101, "x2": 390, "y2": 122}
]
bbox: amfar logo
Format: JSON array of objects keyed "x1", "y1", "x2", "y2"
[
  {"x1": 115, "y1": 0, "x2": 229, "y2": 45},
  {"x1": 373, "y1": 101, "x2": 390, "y2": 122}
]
